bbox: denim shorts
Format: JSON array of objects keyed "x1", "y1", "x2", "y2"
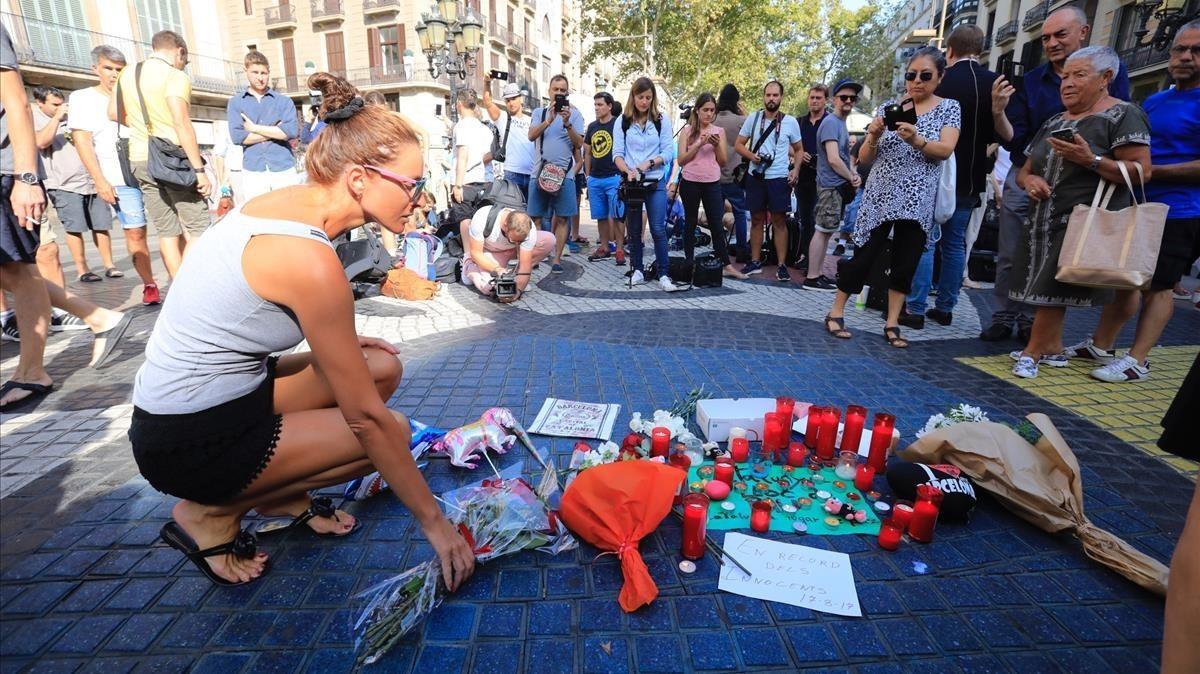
[
  {"x1": 745, "y1": 176, "x2": 792, "y2": 215},
  {"x1": 587, "y1": 175, "x2": 622, "y2": 220},
  {"x1": 527, "y1": 176, "x2": 579, "y2": 218},
  {"x1": 113, "y1": 184, "x2": 148, "y2": 229}
]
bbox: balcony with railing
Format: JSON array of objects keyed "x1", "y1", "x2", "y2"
[
  {"x1": 264, "y1": 4, "x2": 298, "y2": 29},
  {"x1": 995, "y1": 19, "x2": 1019, "y2": 43},
  {"x1": 1, "y1": 11, "x2": 241, "y2": 96},
  {"x1": 523, "y1": 42, "x2": 539, "y2": 62},
  {"x1": 1117, "y1": 42, "x2": 1172, "y2": 72},
  {"x1": 363, "y1": 0, "x2": 400, "y2": 14},
  {"x1": 1022, "y1": 1, "x2": 1049, "y2": 31},
  {"x1": 310, "y1": 0, "x2": 344, "y2": 22},
  {"x1": 488, "y1": 23, "x2": 510, "y2": 46}
]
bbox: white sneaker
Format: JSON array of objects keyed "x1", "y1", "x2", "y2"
[
  {"x1": 659, "y1": 275, "x2": 681, "y2": 292},
  {"x1": 628, "y1": 270, "x2": 645, "y2": 286},
  {"x1": 51, "y1": 310, "x2": 88, "y2": 332},
  {"x1": 1065, "y1": 336, "x2": 1115, "y2": 363},
  {"x1": 1090, "y1": 355, "x2": 1150, "y2": 382},
  {"x1": 1008, "y1": 350, "x2": 1070, "y2": 367},
  {"x1": 1012, "y1": 356, "x2": 1039, "y2": 379}
]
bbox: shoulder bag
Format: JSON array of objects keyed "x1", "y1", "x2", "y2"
[
  {"x1": 534, "y1": 108, "x2": 567, "y2": 195},
  {"x1": 113, "y1": 78, "x2": 138, "y2": 188},
  {"x1": 133, "y1": 61, "x2": 199, "y2": 190},
  {"x1": 1055, "y1": 161, "x2": 1168, "y2": 289}
]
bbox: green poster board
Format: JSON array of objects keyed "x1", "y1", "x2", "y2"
[{"x1": 686, "y1": 461, "x2": 882, "y2": 537}]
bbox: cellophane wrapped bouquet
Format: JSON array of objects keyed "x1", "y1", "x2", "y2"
[{"x1": 354, "y1": 464, "x2": 574, "y2": 666}]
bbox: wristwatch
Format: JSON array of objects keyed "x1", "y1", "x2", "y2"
[
  {"x1": 1088, "y1": 155, "x2": 1103, "y2": 171},
  {"x1": 15, "y1": 172, "x2": 39, "y2": 186}
]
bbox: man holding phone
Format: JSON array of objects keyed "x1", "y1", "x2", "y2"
[
  {"x1": 482, "y1": 71, "x2": 535, "y2": 201},
  {"x1": 982, "y1": 6, "x2": 1131, "y2": 344},
  {"x1": 527, "y1": 74, "x2": 585, "y2": 273}
]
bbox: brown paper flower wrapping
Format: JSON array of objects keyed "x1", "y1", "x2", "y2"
[{"x1": 902, "y1": 413, "x2": 1168, "y2": 595}]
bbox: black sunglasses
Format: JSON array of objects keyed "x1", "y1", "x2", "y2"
[
  {"x1": 905, "y1": 71, "x2": 935, "y2": 82},
  {"x1": 836, "y1": 94, "x2": 858, "y2": 102}
]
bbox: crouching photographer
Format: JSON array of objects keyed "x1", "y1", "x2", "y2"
[{"x1": 460, "y1": 205, "x2": 554, "y2": 302}]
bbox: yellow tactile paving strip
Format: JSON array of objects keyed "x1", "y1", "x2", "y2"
[{"x1": 958, "y1": 345, "x2": 1199, "y2": 479}]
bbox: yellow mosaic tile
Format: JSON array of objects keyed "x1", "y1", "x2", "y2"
[{"x1": 958, "y1": 345, "x2": 1199, "y2": 479}]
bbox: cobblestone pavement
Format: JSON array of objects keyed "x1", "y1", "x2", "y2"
[{"x1": 1, "y1": 229, "x2": 1197, "y2": 673}]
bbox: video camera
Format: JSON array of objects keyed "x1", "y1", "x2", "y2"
[
  {"x1": 618, "y1": 171, "x2": 659, "y2": 208},
  {"x1": 490, "y1": 260, "x2": 520, "y2": 301},
  {"x1": 678, "y1": 102, "x2": 693, "y2": 121}
]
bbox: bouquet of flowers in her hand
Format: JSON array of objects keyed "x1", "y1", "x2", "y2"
[{"x1": 354, "y1": 465, "x2": 575, "y2": 666}]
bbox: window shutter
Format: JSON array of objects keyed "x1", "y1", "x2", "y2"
[
  {"x1": 398, "y1": 23, "x2": 405, "y2": 54},
  {"x1": 368, "y1": 27, "x2": 379, "y2": 68}
]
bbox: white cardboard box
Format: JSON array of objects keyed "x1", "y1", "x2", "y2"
[{"x1": 696, "y1": 397, "x2": 779, "y2": 442}]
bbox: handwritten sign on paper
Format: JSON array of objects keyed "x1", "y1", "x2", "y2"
[
  {"x1": 527, "y1": 398, "x2": 621, "y2": 441},
  {"x1": 717, "y1": 532, "x2": 862, "y2": 617}
]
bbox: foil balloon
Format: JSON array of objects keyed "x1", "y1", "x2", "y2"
[{"x1": 432, "y1": 407, "x2": 522, "y2": 469}]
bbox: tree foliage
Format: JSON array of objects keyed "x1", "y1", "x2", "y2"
[{"x1": 581, "y1": 0, "x2": 900, "y2": 115}]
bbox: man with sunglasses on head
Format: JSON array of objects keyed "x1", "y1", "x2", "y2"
[
  {"x1": 981, "y1": 6, "x2": 1130, "y2": 344},
  {"x1": 900, "y1": 24, "x2": 1014, "y2": 329},
  {"x1": 460, "y1": 204, "x2": 554, "y2": 302},
  {"x1": 804, "y1": 79, "x2": 861, "y2": 291}
]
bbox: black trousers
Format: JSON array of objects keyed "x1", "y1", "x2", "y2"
[
  {"x1": 794, "y1": 180, "x2": 818, "y2": 266},
  {"x1": 836, "y1": 220, "x2": 927, "y2": 296},
  {"x1": 680, "y1": 178, "x2": 731, "y2": 265}
]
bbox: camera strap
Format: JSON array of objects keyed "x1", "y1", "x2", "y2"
[
  {"x1": 750, "y1": 111, "x2": 781, "y2": 156},
  {"x1": 501, "y1": 112, "x2": 512, "y2": 149}
]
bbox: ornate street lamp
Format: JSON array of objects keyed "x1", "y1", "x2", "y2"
[
  {"x1": 416, "y1": 1, "x2": 483, "y2": 121},
  {"x1": 1134, "y1": 0, "x2": 1199, "y2": 52}
]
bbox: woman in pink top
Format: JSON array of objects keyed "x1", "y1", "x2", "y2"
[{"x1": 678, "y1": 93, "x2": 747, "y2": 279}]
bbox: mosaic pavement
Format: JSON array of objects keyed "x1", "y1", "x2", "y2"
[{"x1": 1, "y1": 230, "x2": 1197, "y2": 673}]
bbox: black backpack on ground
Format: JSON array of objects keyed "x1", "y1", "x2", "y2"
[
  {"x1": 692, "y1": 254, "x2": 723, "y2": 288},
  {"x1": 646, "y1": 255, "x2": 694, "y2": 287}
]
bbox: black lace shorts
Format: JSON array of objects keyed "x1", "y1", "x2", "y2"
[{"x1": 130, "y1": 358, "x2": 283, "y2": 505}]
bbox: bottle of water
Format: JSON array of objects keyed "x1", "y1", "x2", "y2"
[{"x1": 855, "y1": 286, "x2": 869, "y2": 310}]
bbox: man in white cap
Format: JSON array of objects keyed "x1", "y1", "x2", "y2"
[{"x1": 482, "y1": 73, "x2": 535, "y2": 200}]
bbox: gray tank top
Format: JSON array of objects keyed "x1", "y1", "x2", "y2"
[{"x1": 133, "y1": 210, "x2": 334, "y2": 414}]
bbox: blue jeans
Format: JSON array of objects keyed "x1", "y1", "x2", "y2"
[
  {"x1": 840, "y1": 188, "x2": 862, "y2": 235},
  {"x1": 907, "y1": 205, "x2": 973, "y2": 315},
  {"x1": 627, "y1": 183, "x2": 669, "y2": 274},
  {"x1": 721, "y1": 181, "x2": 748, "y2": 249},
  {"x1": 504, "y1": 171, "x2": 531, "y2": 202}
]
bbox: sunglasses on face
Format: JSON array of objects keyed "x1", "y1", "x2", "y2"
[
  {"x1": 363, "y1": 164, "x2": 428, "y2": 199},
  {"x1": 905, "y1": 71, "x2": 935, "y2": 82},
  {"x1": 836, "y1": 94, "x2": 858, "y2": 102}
]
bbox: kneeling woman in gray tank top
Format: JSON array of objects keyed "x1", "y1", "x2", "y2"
[{"x1": 128, "y1": 73, "x2": 475, "y2": 588}]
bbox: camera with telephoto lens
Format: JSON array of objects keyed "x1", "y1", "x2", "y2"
[
  {"x1": 491, "y1": 260, "x2": 520, "y2": 301},
  {"x1": 751, "y1": 153, "x2": 774, "y2": 178},
  {"x1": 619, "y1": 172, "x2": 659, "y2": 207}
]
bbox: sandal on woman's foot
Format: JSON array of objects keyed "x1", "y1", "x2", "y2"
[
  {"x1": 159, "y1": 521, "x2": 269, "y2": 586},
  {"x1": 587, "y1": 249, "x2": 611, "y2": 261},
  {"x1": 104, "y1": 267, "x2": 124, "y2": 278},
  {"x1": 883, "y1": 326, "x2": 908, "y2": 348},
  {"x1": 254, "y1": 496, "x2": 361, "y2": 537},
  {"x1": 79, "y1": 272, "x2": 102, "y2": 283},
  {"x1": 824, "y1": 314, "x2": 852, "y2": 339}
]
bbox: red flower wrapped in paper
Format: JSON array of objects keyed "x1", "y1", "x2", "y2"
[{"x1": 559, "y1": 460, "x2": 686, "y2": 612}]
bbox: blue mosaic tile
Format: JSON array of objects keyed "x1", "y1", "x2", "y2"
[
  {"x1": 155, "y1": 577, "x2": 211, "y2": 609},
  {"x1": 3, "y1": 581, "x2": 77, "y2": 615},
  {"x1": 414, "y1": 644, "x2": 467, "y2": 674},
  {"x1": 304, "y1": 574, "x2": 355, "y2": 607},
  {"x1": 305, "y1": 648, "x2": 355, "y2": 674},
  {"x1": 318, "y1": 545, "x2": 365, "y2": 573},
  {"x1": 582, "y1": 636, "x2": 630, "y2": 674},
  {"x1": 455, "y1": 568, "x2": 496, "y2": 601},
  {"x1": 424, "y1": 604, "x2": 477, "y2": 641},
  {"x1": 250, "y1": 651, "x2": 306, "y2": 674},
  {"x1": 545, "y1": 566, "x2": 587, "y2": 597},
  {"x1": 955, "y1": 653, "x2": 1011, "y2": 673},
  {"x1": 263, "y1": 611, "x2": 323, "y2": 648},
  {"x1": 211, "y1": 612, "x2": 273, "y2": 649},
  {"x1": 578, "y1": 598, "x2": 624, "y2": 633},
  {"x1": 851, "y1": 556, "x2": 900, "y2": 581},
  {"x1": 1048, "y1": 606, "x2": 1122, "y2": 643},
  {"x1": 829, "y1": 620, "x2": 888, "y2": 658},
  {"x1": 918, "y1": 614, "x2": 984, "y2": 652},
  {"x1": 527, "y1": 601, "x2": 572, "y2": 637},
  {"x1": 685, "y1": 631, "x2": 738, "y2": 671},
  {"x1": 104, "y1": 578, "x2": 170, "y2": 611},
  {"x1": 56, "y1": 580, "x2": 125, "y2": 613},
  {"x1": 857, "y1": 665, "x2": 904, "y2": 674},
  {"x1": 875, "y1": 618, "x2": 935, "y2": 656},
  {"x1": 1090, "y1": 645, "x2": 1156, "y2": 671},
  {"x1": 362, "y1": 543, "x2": 406, "y2": 570},
  {"x1": 473, "y1": 642, "x2": 521, "y2": 674},
  {"x1": 732, "y1": 627, "x2": 790, "y2": 667},
  {"x1": 273, "y1": 545, "x2": 323, "y2": 573},
  {"x1": 674, "y1": 597, "x2": 722, "y2": 629},
  {"x1": 100, "y1": 614, "x2": 173, "y2": 653},
  {"x1": 628, "y1": 600, "x2": 673, "y2": 632},
  {"x1": 129, "y1": 548, "x2": 182, "y2": 576},
  {"x1": 2, "y1": 553, "x2": 62, "y2": 581},
  {"x1": 192, "y1": 652, "x2": 253, "y2": 674},
  {"x1": 719, "y1": 595, "x2": 770, "y2": 625},
  {"x1": 158, "y1": 613, "x2": 226, "y2": 649},
  {"x1": 1053, "y1": 570, "x2": 1120, "y2": 602},
  {"x1": 767, "y1": 601, "x2": 815, "y2": 623},
  {"x1": 633, "y1": 635, "x2": 683, "y2": 673},
  {"x1": 1003, "y1": 652, "x2": 1063, "y2": 673},
  {"x1": 897, "y1": 580, "x2": 949, "y2": 612},
  {"x1": 525, "y1": 639, "x2": 574, "y2": 674},
  {"x1": 856, "y1": 583, "x2": 905, "y2": 616},
  {"x1": 784, "y1": 624, "x2": 841, "y2": 663},
  {"x1": 87, "y1": 551, "x2": 147, "y2": 577},
  {"x1": 496, "y1": 569, "x2": 541, "y2": 599},
  {"x1": 368, "y1": 518, "x2": 413, "y2": 541},
  {"x1": 1047, "y1": 647, "x2": 1112, "y2": 672},
  {"x1": 477, "y1": 604, "x2": 524, "y2": 638},
  {"x1": 317, "y1": 610, "x2": 356, "y2": 646},
  {"x1": 1093, "y1": 604, "x2": 1162, "y2": 641},
  {"x1": 46, "y1": 615, "x2": 124, "y2": 654}
]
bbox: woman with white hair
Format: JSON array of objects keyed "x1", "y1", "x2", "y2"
[{"x1": 1008, "y1": 46, "x2": 1151, "y2": 379}]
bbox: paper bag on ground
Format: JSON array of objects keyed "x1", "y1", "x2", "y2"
[{"x1": 901, "y1": 413, "x2": 1168, "y2": 596}]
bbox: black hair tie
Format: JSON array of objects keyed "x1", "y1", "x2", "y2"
[{"x1": 325, "y1": 96, "x2": 364, "y2": 122}]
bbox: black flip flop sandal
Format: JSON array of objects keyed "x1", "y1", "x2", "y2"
[
  {"x1": 90, "y1": 313, "x2": 134, "y2": 369},
  {"x1": 824, "y1": 314, "x2": 852, "y2": 339},
  {"x1": 159, "y1": 521, "x2": 269, "y2": 586},
  {"x1": 0, "y1": 380, "x2": 54, "y2": 409},
  {"x1": 884, "y1": 326, "x2": 909, "y2": 349},
  {"x1": 79, "y1": 272, "x2": 102, "y2": 283},
  {"x1": 253, "y1": 496, "x2": 362, "y2": 537}
]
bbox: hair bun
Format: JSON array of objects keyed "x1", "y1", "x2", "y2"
[{"x1": 307, "y1": 72, "x2": 360, "y2": 121}]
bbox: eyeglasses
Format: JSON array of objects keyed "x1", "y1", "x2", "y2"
[
  {"x1": 905, "y1": 71, "x2": 935, "y2": 82},
  {"x1": 1169, "y1": 44, "x2": 1200, "y2": 56},
  {"x1": 836, "y1": 94, "x2": 858, "y2": 102},
  {"x1": 363, "y1": 164, "x2": 427, "y2": 199}
]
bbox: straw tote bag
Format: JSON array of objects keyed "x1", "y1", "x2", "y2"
[{"x1": 1055, "y1": 161, "x2": 1168, "y2": 290}]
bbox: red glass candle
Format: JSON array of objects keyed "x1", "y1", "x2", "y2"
[
  {"x1": 854, "y1": 464, "x2": 876, "y2": 492},
  {"x1": 762, "y1": 412, "x2": 786, "y2": 460},
  {"x1": 817, "y1": 407, "x2": 841, "y2": 461},
  {"x1": 668, "y1": 452, "x2": 693, "y2": 505},
  {"x1": 877, "y1": 518, "x2": 902, "y2": 551},
  {"x1": 909, "y1": 485, "x2": 943, "y2": 543},
  {"x1": 681, "y1": 493, "x2": 709, "y2": 560},
  {"x1": 750, "y1": 500, "x2": 772, "y2": 533},
  {"x1": 892, "y1": 500, "x2": 914, "y2": 531},
  {"x1": 803, "y1": 406, "x2": 826, "y2": 450},
  {"x1": 841, "y1": 405, "x2": 868, "y2": 453},
  {"x1": 651, "y1": 426, "x2": 671, "y2": 459},
  {"x1": 776, "y1": 396, "x2": 796, "y2": 422},
  {"x1": 714, "y1": 457, "x2": 735, "y2": 487},
  {"x1": 866, "y1": 412, "x2": 895, "y2": 472},
  {"x1": 786, "y1": 442, "x2": 808, "y2": 467},
  {"x1": 730, "y1": 437, "x2": 750, "y2": 463}
]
